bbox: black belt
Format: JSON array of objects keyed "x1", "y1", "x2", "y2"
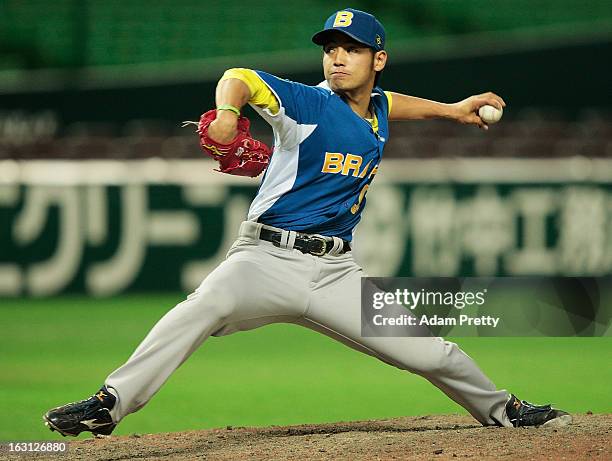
[{"x1": 259, "y1": 228, "x2": 351, "y2": 256}]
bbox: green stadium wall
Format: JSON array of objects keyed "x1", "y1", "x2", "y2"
[{"x1": 1, "y1": 159, "x2": 611, "y2": 296}]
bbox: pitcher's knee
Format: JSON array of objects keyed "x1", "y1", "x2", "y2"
[
  {"x1": 184, "y1": 286, "x2": 237, "y2": 323},
  {"x1": 406, "y1": 339, "x2": 462, "y2": 375}
]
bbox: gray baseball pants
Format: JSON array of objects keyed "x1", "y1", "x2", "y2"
[{"x1": 105, "y1": 221, "x2": 511, "y2": 427}]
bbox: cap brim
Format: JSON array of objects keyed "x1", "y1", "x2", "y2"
[{"x1": 311, "y1": 29, "x2": 373, "y2": 48}]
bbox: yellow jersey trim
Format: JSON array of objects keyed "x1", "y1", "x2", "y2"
[
  {"x1": 384, "y1": 91, "x2": 393, "y2": 116},
  {"x1": 366, "y1": 91, "x2": 391, "y2": 133},
  {"x1": 365, "y1": 114, "x2": 379, "y2": 133},
  {"x1": 220, "y1": 68, "x2": 280, "y2": 115}
]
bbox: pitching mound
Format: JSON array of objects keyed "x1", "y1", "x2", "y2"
[{"x1": 8, "y1": 414, "x2": 611, "y2": 460}]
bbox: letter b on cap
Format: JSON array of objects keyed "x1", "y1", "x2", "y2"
[{"x1": 333, "y1": 11, "x2": 354, "y2": 27}]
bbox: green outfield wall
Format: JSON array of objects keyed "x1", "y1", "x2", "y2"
[{"x1": 1, "y1": 158, "x2": 611, "y2": 296}]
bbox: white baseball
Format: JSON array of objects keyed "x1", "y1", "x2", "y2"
[{"x1": 478, "y1": 105, "x2": 503, "y2": 124}]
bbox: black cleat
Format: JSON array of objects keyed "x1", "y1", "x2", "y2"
[
  {"x1": 43, "y1": 386, "x2": 117, "y2": 437},
  {"x1": 505, "y1": 394, "x2": 572, "y2": 427}
]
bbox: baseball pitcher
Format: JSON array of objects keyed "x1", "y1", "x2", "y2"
[{"x1": 44, "y1": 8, "x2": 571, "y2": 437}]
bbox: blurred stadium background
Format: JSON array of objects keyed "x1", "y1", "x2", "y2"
[{"x1": 1, "y1": 0, "x2": 611, "y2": 441}]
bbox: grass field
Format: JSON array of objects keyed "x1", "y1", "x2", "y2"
[{"x1": 1, "y1": 294, "x2": 610, "y2": 441}]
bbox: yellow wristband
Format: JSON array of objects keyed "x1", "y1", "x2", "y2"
[{"x1": 217, "y1": 104, "x2": 241, "y2": 116}]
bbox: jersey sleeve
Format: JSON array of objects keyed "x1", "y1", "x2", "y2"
[
  {"x1": 384, "y1": 91, "x2": 393, "y2": 116},
  {"x1": 253, "y1": 71, "x2": 328, "y2": 127},
  {"x1": 220, "y1": 68, "x2": 280, "y2": 115},
  {"x1": 219, "y1": 69, "x2": 326, "y2": 149}
]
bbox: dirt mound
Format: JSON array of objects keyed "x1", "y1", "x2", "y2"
[{"x1": 6, "y1": 414, "x2": 611, "y2": 460}]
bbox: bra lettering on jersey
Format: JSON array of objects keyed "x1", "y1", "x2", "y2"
[
  {"x1": 321, "y1": 152, "x2": 378, "y2": 178},
  {"x1": 321, "y1": 152, "x2": 344, "y2": 174}
]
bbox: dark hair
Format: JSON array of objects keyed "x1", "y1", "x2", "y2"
[{"x1": 374, "y1": 70, "x2": 382, "y2": 87}]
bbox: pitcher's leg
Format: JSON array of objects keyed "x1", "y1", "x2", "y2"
[
  {"x1": 106, "y1": 242, "x2": 310, "y2": 422},
  {"x1": 304, "y1": 260, "x2": 511, "y2": 426},
  {"x1": 105, "y1": 285, "x2": 235, "y2": 421}
]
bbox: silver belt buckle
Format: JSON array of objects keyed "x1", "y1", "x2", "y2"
[{"x1": 309, "y1": 236, "x2": 328, "y2": 256}]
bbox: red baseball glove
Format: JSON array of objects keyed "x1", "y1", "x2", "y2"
[{"x1": 188, "y1": 110, "x2": 272, "y2": 177}]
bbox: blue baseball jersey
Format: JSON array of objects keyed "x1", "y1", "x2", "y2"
[{"x1": 248, "y1": 71, "x2": 390, "y2": 242}]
